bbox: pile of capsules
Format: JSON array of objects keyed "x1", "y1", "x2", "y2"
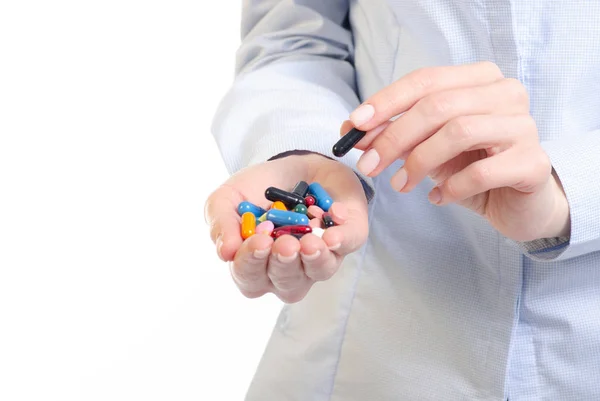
[{"x1": 237, "y1": 181, "x2": 335, "y2": 240}]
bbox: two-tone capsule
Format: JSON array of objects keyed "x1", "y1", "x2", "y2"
[
  {"x1": 271, "y1": 225, "x2": 312, "y2": 239},
  {"x1": 308, "y1": 182, "x2": 333, "y2": 212},
  {"x1": 266, "y1": 209, "x2": 309, "y2": 226},
  {"x1": 237, "y1": 201, "x2": 266, "y2": 218},
  {"x1": 265, "y1": 187, "x2": 305, "y2": 209}
]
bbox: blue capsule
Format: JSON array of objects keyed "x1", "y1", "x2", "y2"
[
  {"x1": 308, "y1": 182, "x2": 333, "y2": 212},
  {"x1": 266, "y1": 209, "x2": 309, "y2": 227},
  {"x1": 237, "y1": 201, "x2": 266, "y2": 218}
]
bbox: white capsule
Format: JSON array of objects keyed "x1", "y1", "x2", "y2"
[{"x1": 311, "y1": 227, "x2": 325, "y2": 238}]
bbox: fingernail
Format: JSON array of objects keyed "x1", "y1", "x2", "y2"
[
  {"x1": 276, "y1": 252, "x2": 298, "y2": 264},
  {"x1": 350, "y1": 104, "x2": 375, "y2": 127},
  {"x1": 301, "y1": 250, "x2": 321, "y2": 261},
  {"x1": 391, "y1": 168, "x2": 408, "y2": 192},
  {"x1": 357, "y1": 148, "x2": 380, "y2": 176},
  {"x1": 216, "y1": 235, "x2": 224, "y2": 261},
  {"x1": 253, "y1": 247, "x2": 271, "y2": 259},
  {"x1": 428, "y1": 187, "x2": 442, "y2": 204}
]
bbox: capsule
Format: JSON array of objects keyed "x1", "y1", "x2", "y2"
[
  {"x1": 270, "y1": 201, "x2": 287, "y2": 211},
  {"x1": 304, "y1": 195, "x2": 316, "y2": 207},
  {"x1": 308, "y1": 183, "x2": 333, "y2": 212},
  {"x1": 311, "y1": 227, "x2": 325, "y2": 238},
  {"x1": 237, "y1": 201, "x2": 266, "y2": 218},
  {"x1": 256, "y1": 220, "x2": 275, "y2": 236},
  {"x1": 291, "y1": 181, "x2": 309, "y2": 198},
  {"x1": 241, "y1": 212, "x2": 256, "y2": 239},
  {"x1": 271, "y1": 225, "x2": 312, "y2": 239},
  {"x1": 294, "y1": 204, "x2": 307, "y2": 214},
  {"x1": 322, "y1": 213, "x2": 335, "y2": 228},
  {"x1": 266, "y1": 209, "x2": 309, "y2": 227},
  {"x1": 265, "y1": 187, "x2": 305, "y2": 208},
  {"x1": 332, "y1": 128, "x2": 367, "y2": 157},
  {"x1": 258, "y1": 212, "x2": 268, "y2": 223}
]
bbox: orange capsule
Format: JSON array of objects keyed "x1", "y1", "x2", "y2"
[
  {"x1": 270, "y1": 201, "x2": 287, "y2": 211},
  {"x1": 241, "y1": 212, "x2": 256, "y2": 239}
]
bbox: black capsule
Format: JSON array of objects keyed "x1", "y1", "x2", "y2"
[
  {"x1": 265, "y1": 187, "x2": 305, "y2": 208},
  {"x1": 322, "y1": 213, "x2": 335, "y2": 228},
  {"x1": 332, "y1": 128, "x2": 367, "y2": 157},
  {"x1": 291, "y1": 181, "x2": 309, "y2": 198}
]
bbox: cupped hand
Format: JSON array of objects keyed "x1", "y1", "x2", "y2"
[{"x1": 204, "y1": 153, "x2": 369, "y2": 303}]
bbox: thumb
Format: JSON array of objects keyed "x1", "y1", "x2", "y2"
[{"x1": 204, "y1": 185, "x2": 245, "y2": 262}]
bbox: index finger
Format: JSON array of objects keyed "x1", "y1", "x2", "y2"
[
  {"x1": 204, "y1": 185, "x2": 245, "y2": 262},
  {"x1": 349, "y1": 61, "x2": 504, "y2": 131}
]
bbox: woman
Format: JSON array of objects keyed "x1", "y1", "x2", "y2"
[{"x1": 206, "y1": 1, "x2": 600, "y2": 399}]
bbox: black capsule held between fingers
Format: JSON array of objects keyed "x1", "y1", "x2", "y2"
[
  {"x1": 291, "y1": 181, "x2": 309, "y2": 198},
  {"x1": 332, "y1": 128, "x2": 367, "y2": 157},
  {"x1": 265, "y1": 186, "x2": 306, "y2": 208},
  {"x1": 322, "y1": 213, "x2": 335, "y2": 228}
]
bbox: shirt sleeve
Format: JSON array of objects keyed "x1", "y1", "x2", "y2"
[
  {"x1": 211, "y1": 1, "x2": 374, "y2": 194},
  {"x1": 520, "y1": 130, "x2": 600, "y2": 261}
]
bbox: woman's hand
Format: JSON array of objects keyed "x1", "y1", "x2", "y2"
[
  {"x1": 345, "y1": 61, "x2": 569, "y2": 242},
  {"x1": 204, "y1": 153, "x2": 368, "y2": 303}
]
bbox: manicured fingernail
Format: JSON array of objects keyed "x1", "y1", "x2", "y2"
[
  {"x1": 391, "y1": 168, "x2": 408, "y2": 192},
  {"x1": 276, "y1": 252, "x2": 298, "y2": 264},
  {"x1": 357, "y1": 148, "x2": 380, "y2": 176},
  {"x1": 350, "y1": 104, "x2": 375, "y2": 127},
  {"x1": 301, "y1": 250, "x2": 321, "y2": 261},
  {"x1": 428, "y1": 187, "x2": 442, "y2": 204},
  {"x1": 312, "y1": 227, "x2": 325, "y2": 238},
  {"x1": 216, "y1": 235, "x2": 224, "y2": 261},
  {"x1": 253, "y1": 247, "x2": 271, "y2": 259}
]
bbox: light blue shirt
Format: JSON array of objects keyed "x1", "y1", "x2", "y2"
[{"x1": 212, "y1": 1, "x2": 600, "y2": 399}]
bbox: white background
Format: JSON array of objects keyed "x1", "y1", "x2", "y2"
[{"x1": 0, "y1": 2, "x2": 282, "y2": 400}]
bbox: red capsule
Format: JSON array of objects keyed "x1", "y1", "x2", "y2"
[
  {"x1": 304, "y1": 195, "x2": 316, "y2": 207},
  {"x1": 271, "y1": 225, "x2": 312, "y2": 239}
]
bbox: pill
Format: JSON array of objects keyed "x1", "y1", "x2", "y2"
[
  {"x1": 271, "y1": 225, "x2": 312, "y2": 239},
  {"x1": 294, "y1": 204, "x2": 308, "y2": 214},
  {"x1": 256, "y1": 220, "x2": 275, "y2": 236},
  {"x1": 291, "y1": 181, "x2": 309, "y2": 198},
  {"x1": 266, "y1": 209, "x2": 309, "y2": 227},
  {"x1": 237, "y1": 201, "x2": 266, "y2": 218},
  {"x1": 322, "y1": 213, "x2": 335, "y2": 228},
  {"x1": 258, "y1": 212, "x2": 268, "y2": 222},
  {"x1": 270, "y1": 201, "x2": 287, "y2": 211},
  {"x1": 304, "y1": 195, "x2": 316, "y2": 207},
  {"x1": 332, "y1": 127, "x2": 367, "y2": 157},
  {"x1": 308, "y1": 182, "x2": 333, "y2": 212},
  {"x1": 241, "y1": 212, "x2": 256, "y2": 239},
  {"x1": 307, "y1": 205, "x2": 324, "y2": 219},
  {"x1": 311, "y1": 227, "x2": 325, "y2": 238},
  {"x1": 265, "y1": 187, "x2": 305, "y2": 208}
]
